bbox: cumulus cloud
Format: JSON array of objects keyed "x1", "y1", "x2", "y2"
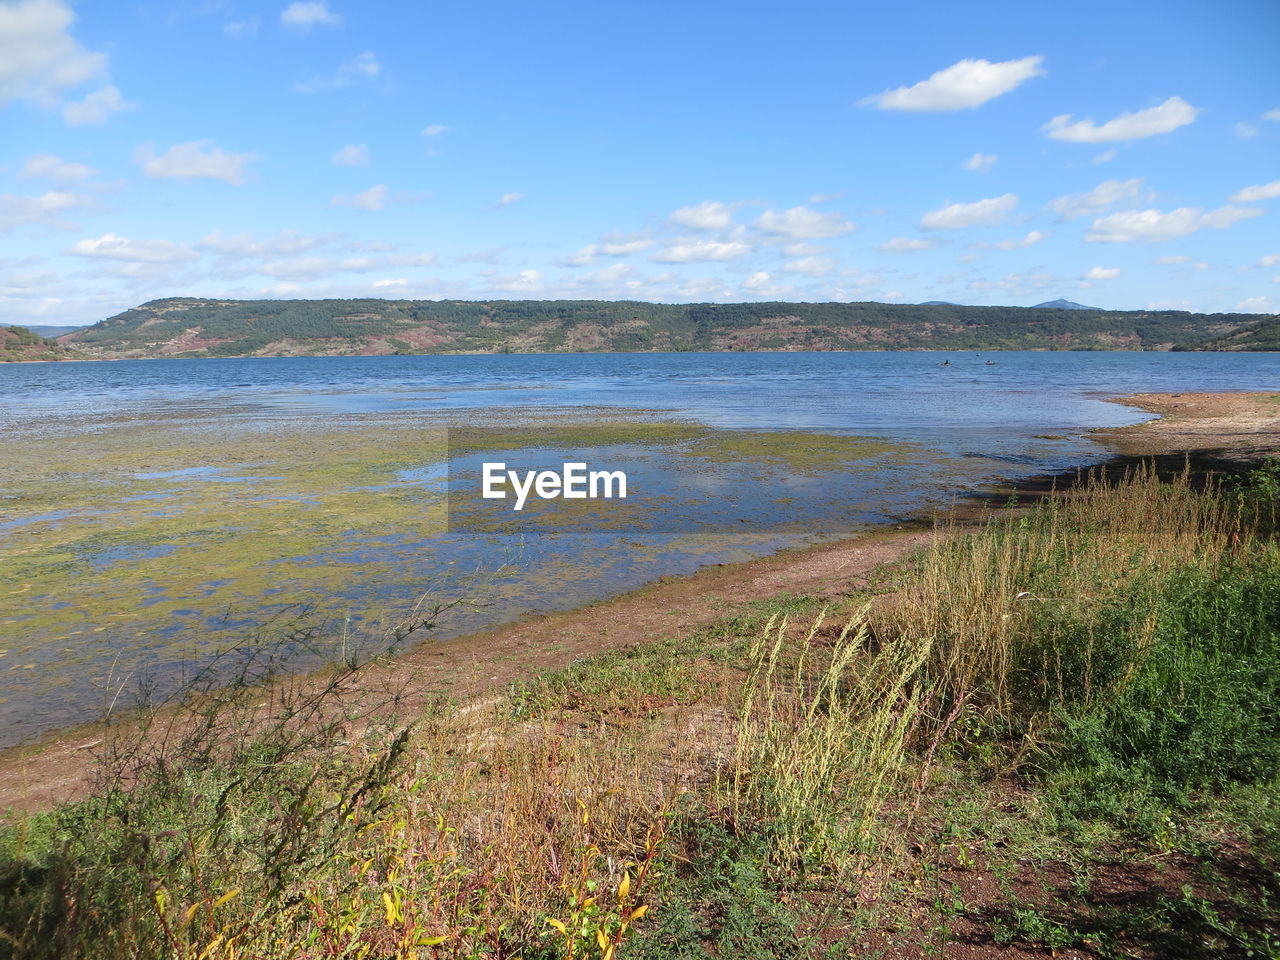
[
  {"x1": 494, "y1": 192, "x2": 524, "y2": 208},
  {"x1": 1266, "y1": 109, "x2": 1280, "y2": 123},
  {"x1": 1085, "y1": 266, "x2": 1120, "y2": 280},
  {"x1": 1049, "y1": 178, "x2": 1148, "y2": 219},
  {"x1": 280, "y1": 2, "x2": 341, "y2": 30},
  {"x1": 421, "y1": 123, "x2": 448, "y2": 137},
  {"x1": 861, "y1": 56, "x2": 1044, "y2": 112},
  {"x1": 985, "y1": 230, "x2": 1046, "y2": 250},
  {"x1": 135, "y1": 141, "x2": 257, "y2": 185},
  {"x1": 568, "y1": 233, "x2": 653, "y2": 265},
  {"x1": 196, "y1": 229, "x2": 338, "y2": 259},
  {"x1": 879, "y1": 237, "x2": 935, "y2": 252},
  {"x1": 63, "y1": 83, "x2": 133, "y2": 125},
  {"x1": 68, "y1": 233, "x2": 197, "y2": 263},
  {"x1": 1261, "y1": 254, "x2": 1280, "y2": 267},
  {"x1": 1236, "y1": 122, "x2": 1259, "y2": 140},
  {"x1": 1043, "y1": 96, "x2": 1198, "y2": 143},
  {"x1": 963, "y1": 153, "x2": 998, "y2": 172},
  {"x1": 18, "y1": 153, "x2": 95, "y2": 183},
  {"x1": 669, "y1": 201, "x2": 735, "y2": 231},
  {"x1": 1230, "y1": 181, "x2": 1280, "y2": 203},
  {"x1": 1155, "y1": 255, "x2": 1191, "y2": 265},
  {"x1": 295, "y1": 51, "x2": 380, "y2": 93},
  {"x1": 331, "y1": 143, "x2": 370, "y2": 166},
  {"x1": 755, "y1": 205, "x2": 853, "y2": 239},
  {"x1": 489, "y1": 269, "x2": 544, "y2": 293},
  {"x1": 0, "y1": 189, "x2": 93, "y2": 232},
  {"x1": 0, "y1": 0, "x2": 131, "y2": 123},
  {"x1": 1086, "y1": 205, "x2": 1263, "y2": 243},
  {"x1": 920, "y1": 194, "x2": 1017, "y2": 230},
  {"x1": 651, "y1": 239, "x2": 751, "y2": 263}
]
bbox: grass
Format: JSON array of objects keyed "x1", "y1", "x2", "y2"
[{"x1": 3, "y1": 459, "x2": 1280, "y2": 957}]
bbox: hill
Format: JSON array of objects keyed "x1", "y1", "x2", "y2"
[
  {"x1": 59, "y1": 297, "x2": 1268, "y2": 359},
  {"x1": 1179, "y1": 318, "x2": 1280, "y2": 352},
  {"x1": 0, "y1": 325, "x2": 84, "y2": 362},
  {"x1": 1032, "y1": 298, "x2": 1103, "y2": 311}
]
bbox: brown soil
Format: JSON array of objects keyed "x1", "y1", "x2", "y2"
[{"x1": 2, "y1": 390, "x2": 1278, "y2": 816}]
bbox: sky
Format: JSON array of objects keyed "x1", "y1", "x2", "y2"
[{"x1": 1, "y1": 0, "x2": 1278, "y2": 327}]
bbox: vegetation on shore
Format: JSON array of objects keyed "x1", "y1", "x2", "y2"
[
  {"x1": 2, "y1": 460, "x2": 1280, "y2": 957},
  {"x1": 0, "y1": 326, "x2": 82, "y2": 363},
  {"x1": 59, "y1": 297, "x2": 1274, "y2": 358}
]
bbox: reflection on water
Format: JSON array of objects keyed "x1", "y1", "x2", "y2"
[{"x1": 2, "y1": 350, "x2": 1278, "y2": 747}]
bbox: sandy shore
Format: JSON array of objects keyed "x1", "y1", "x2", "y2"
[{"x1": 2, "y1": 389, "x2": 1276, "y2": 815}]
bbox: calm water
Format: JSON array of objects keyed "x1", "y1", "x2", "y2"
[{"x1": 2, "y1": 351, "x2": 1278, "y2": 746}]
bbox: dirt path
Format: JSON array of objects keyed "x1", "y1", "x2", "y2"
[{"x1": 2, "y1": 390, "x2": 1277, "y2": 815}]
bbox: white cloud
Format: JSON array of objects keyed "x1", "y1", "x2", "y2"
[
  {"x1": 0, "y1": 0, "x2": 118, "y2": 117},
  {"x1": 1155, "y1": 255, "x2": 1191, "y2": 265},
  {"x1": 332, "y1": 143, "x2": 370, "y2": 166},
  {"x1": 1049, "y1": 178, "x2": 1148, "y2": 219},
  {"x1": 782, "y1": 256, "x2": 836, "y2": 276},
  {"x1": 879, "y1": 237, "x2": 935, "y2": 252},
  {"x1": 669, "y1": 201, "x2": 735, "y2": 231},
  {"x1": 1087, "y1": 205, "x2": 1264, "y2": 243},
  {"x1": 1261, "y1": 254, "x2": 1280, "y2": 267},
  {"x1": 1265, "y1": 109, "x2": 1280, "y2": 123},
  {"x1": 68, "y1": 233, "x2": 197, "y2": 263},
  {"x1": 1237, "y1": 296, "x2": 1276, "y2": 312},
  {"x1": 963, "y1": 153, "x2": 998, "y2": 172},
  {"x1": 494, "y1": 192, "x2": 524, "y2": 208},
  {"x1": 197, "y1": 229, "x2": 337, "y2": 259},
  {"x1": 755, "y1": 205, "x2": 853, "y2": 239},
  {"x1": 0, "y1": 189, "x2": 92, "y2": 232},
  {"x1": 421, "y1": 123, "x2": 448, "y2": 137},
  {"x1": 489, "y1": 269, "x2": 544, "y2": 293},
  {"x1": 62, "y1": 83, "x2": 132, "y2": 124},
  {"x1": 294, "y1": 51, "x2": 380, "y2": 92},
  {"x1": 920, "y1": 194, "x2": 1017, "y2": 230},
  {"x1": 1236, "y1": 122, "x2": 1259, "y2": 140},
  {"x1": 280, "y1": 2, "x2": 341, "y2": 30},
  {"x1": 568, "y1": 233, "x2": 653, "y2": 265},
  {"x1": 18, "y1": 153, "x2": 95, "y2": 183},
  {"x1": 986, "y1": 229, "x2": 1046, "y2": 250},
  {"x1": 135, "y1": 141, "x2": 257, "y2": 185},
  {"x1": 740, "y1": 271, "x2": 784, "y2": 296},
  {"x1": 1085, "y1": 266, "x2": 1120, "y2": 280},
  {"x1": 1230, "y1": 181, "x2": 1280, "y2": 203},
  {"x1": 861, "y1": 56, "x2": 1044, "y2": 112},
  {"x1": 259, "y1": 256, "x2": 379, "y2": 280},
  {"x1": 1043, "y1": 96, "x2": 1198, "y2": 143},
  {"x1": 651, "y1": 239, "x2": 751, "y2": 263}
]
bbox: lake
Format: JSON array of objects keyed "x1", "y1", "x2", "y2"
[{"x1": 1, "y1": 350, "x2": 1278, "y2": 747}]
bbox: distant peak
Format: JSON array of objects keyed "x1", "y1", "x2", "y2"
[{"x1": 1032, "y1": 298, "x2": 1103, "y2": 311}]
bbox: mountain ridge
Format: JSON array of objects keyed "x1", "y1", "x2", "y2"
[{"x1": 57, "y1": 296, "x2": 1272, "y2": 358}]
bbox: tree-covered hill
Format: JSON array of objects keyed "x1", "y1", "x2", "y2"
[
  {"x1": 59, "y1": 297, "x2": 1273, "y2": 358},
  {"x1": 1, "y1": 325, "x2": 84, "y2": 362},
  {"x1": 1179, "y1": 317, "x2": 1280, "y2": 352}
]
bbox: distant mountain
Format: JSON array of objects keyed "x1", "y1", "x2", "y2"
[
  {"x1": 1032, "y1": 299, "x2": 1103, "y2": 311},
  {"x1": 1, "y1": 325, "x2": 83, "y2": 362},
  {"x1": 918, "y1": 300, "x2": 959, "y2": 306},
  {"x1": 56, "y1": 297, "x2": 1265, "y2": 358},
  {"x1": 26, "y1": 324, "x2": 85, "y2": 338}
]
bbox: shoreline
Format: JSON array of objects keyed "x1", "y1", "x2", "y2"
[{"x1": 1, "y1": 389, "x2": 1276, "y2": 814}]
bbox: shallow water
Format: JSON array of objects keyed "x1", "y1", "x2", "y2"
[{"x1": 2, "y1": 351, "x2": 1278, "y2": 747}]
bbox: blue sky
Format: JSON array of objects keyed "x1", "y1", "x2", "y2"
[{"x1": 1, "y1": 0, "x2": 1278, "y2": 326}]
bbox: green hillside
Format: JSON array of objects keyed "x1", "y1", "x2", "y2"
[
  {"x1": 1180, "y1": 318, "x2": 1280, "y2": 352},
  {"x1": 61, "y1": 297, "x2": 1270, "y2": 358},
  {"x1": 0, "y1": 325, "x2": 83, "y2": 362}
]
